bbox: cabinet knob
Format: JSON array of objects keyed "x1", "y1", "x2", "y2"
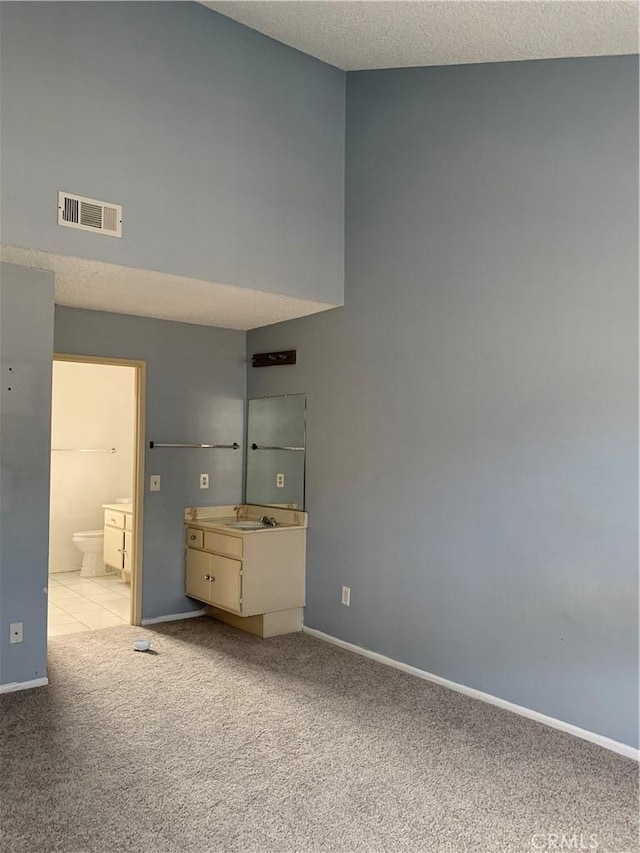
[
  {"x1": 190, "y1": 535, "x2": 196, "y2": 540},
  {"x1": 210, "y1": 576, "x2": 216, "y2": 582},
  {"x1": 204, "y1": 574, "x2": 210, "y2": 581}
]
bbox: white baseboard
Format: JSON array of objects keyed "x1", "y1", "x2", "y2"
[
  {"x1": 141, "y1": 609, "x2": 205, "y2": 626},
  {"x1": 302, "y1": 626, "x2": 639, "y2": 761},
  {"x1": 0, "y1": 677, "x2": 49, "y2": 694}
]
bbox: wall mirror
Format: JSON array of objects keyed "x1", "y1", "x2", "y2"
[{"x1": 245, "y1": 394, "x2": 306, "y2": 509}]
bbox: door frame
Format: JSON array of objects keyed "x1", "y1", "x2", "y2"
[{"x1": 52, "y1": 353, "x2": 146, "y2": 626}]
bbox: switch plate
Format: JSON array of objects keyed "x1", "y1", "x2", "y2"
[
  {"x1": 276, "y1": 473, "x2": 285, "y2": 488},
  {"x1": 341, "y1": 586, "x2": 351, "y2": 607},
  {"x1": 10, "y1": 622, "x2": 23, "y2": 643},
  {"x1": 199, "y1": 473, "x2": 209, "y2": 489},
  {"x1": 150, "y1": 475, "x2": 161, "y2": 492}
]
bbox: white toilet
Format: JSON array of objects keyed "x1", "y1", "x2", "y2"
[{"x1": 72, "y1": 530, "x2": 106, "y2": 577}]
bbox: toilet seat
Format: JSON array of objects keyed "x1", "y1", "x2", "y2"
[{"x1": 73, "y1": 529, "x2": 103, "y2": 538}]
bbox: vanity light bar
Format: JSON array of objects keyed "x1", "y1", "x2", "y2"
[
  {"x1": 149, "y1": 441, "x2": 240, "y2": 450},
  {"x1": 251, "y1": 350, "x2": 296, "y2": 368}
]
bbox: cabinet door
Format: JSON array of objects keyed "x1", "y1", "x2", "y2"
[
  {"x1": 207, "y1": 554, "x2": 242, "y2": 613},
  {"x1": 185, "y1": 548, "x2": 214, "y2": 603},
  {"x1": 123, "y1": 530, "x2": 132, "y2": 572},
  {"x1": 104, "y1": 526, "x2": 125, "y2": 569}
]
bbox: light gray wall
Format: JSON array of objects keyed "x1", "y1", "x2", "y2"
[
  {"x1": 54, "y1": 307, "x2": 246, "y2": 620},
  {"x1": 0, "y1": 1, "x2": 345, "y2": 305},
  {"x1": 0, "y1": 263, "x2": 54, "y2": 686},
  {"x1": 248, "y1": 56, "x2": 639, "y2": 748}
]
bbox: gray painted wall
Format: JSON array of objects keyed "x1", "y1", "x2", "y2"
[
  {"x1": 0, "y1": 1, "x2": 345, "y2": 305},
  {"x1": 0, "y1": 263, "x2": 54, "y2": 685},
  {"x1": 54, "y1": 307, "x2": 246, "y2": 620},
  {"x1": 248, "y1": 56, "x2": 639, "y2": 748}
]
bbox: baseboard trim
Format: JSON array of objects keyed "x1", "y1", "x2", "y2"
[
  {"x1": 0, "y1": 677, "x2": 49, "y2": 694},
  {"x1": 141, "y1": 609, "x2": 205, "y2": 626},
  {"x1": 302, "y1": 627, "x2": 639, "y2": 761}
]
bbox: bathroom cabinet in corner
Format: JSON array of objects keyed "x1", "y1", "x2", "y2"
[{"x1": 183, "y1": 504, "x2": 307, "y2": 638}]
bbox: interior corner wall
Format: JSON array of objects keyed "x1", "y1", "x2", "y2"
[
  {"x1": 247, "y1": 55, "x2": 640, "y2": 748},
  {"x1": 53, "y1": 306, "x2": 246, "y2": 621},
  {"x1": 0, "y1": 263, "x2": 54, "y2": 686},
  {"x1": 0, "y1": 1, "x2": 345, "y2": 306}
]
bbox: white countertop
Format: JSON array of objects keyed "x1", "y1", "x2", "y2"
[
  {"x1": 186, "y1": 516, "x2": 303, "y2": 534},
  {"x1": 184, "y1": 504, "x2": 307, "y2": 534},
  {"x1": 103, "y1": 503, "x2": 133, "y2": 514}
]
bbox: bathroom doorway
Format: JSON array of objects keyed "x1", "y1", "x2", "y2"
[{"x1": 47, "y1": 354, "x2": 145, "y2": 636}]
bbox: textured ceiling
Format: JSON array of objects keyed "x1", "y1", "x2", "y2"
[
  {"x1": 200, "y1": 1, "x2": 639, "y2": 71},
  {"x1": 0, "y1": 246, "x2": 336, "y2": 331}
]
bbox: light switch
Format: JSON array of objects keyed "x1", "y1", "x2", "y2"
[{"x1": 150, "y1": 475, "x2": 161, "y2": 492}]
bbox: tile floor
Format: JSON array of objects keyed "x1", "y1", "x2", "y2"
[{"x1": 48, "y1": 571, "x2": 131, "y2": 637}]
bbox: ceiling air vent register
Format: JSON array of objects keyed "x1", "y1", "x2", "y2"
[{"x1": 57, "y1": 191, "x2": 122, "y2": 238}]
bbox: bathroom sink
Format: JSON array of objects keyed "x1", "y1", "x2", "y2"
[{"x1": 225, "y1": 521, "x2": 268, "y2": 530}]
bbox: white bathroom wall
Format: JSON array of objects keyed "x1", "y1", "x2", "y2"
[{"x1": 49, "y1": 361, "x2": 135, "y2": 573}]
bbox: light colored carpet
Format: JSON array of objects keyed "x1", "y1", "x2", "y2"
[{"x1": 0, "y1": 617, "x2": 637, "y2": 853}]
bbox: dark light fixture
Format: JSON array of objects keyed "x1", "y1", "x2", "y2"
[{"x1": 251, "y1": 350, "x2": 296, "y2": 368}]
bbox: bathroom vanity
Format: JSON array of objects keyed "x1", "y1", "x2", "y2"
[
  {"x1": 103, "y1": 502, "x2": 133, "y2": 582},
  {"x1": 184, "y1": 504, "x2": 307, "y2": 637}
]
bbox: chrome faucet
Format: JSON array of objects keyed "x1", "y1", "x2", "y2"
[{"x1": 259, "y1": 515, "x2": 278, "y2": 527}]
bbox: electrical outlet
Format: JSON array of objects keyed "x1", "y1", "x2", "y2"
[
  {"x1": 341, "y1": 586, "x2": 351, "y2": 607},
  {"x1": 150, "y1": 475, "x2": 161, "y2": 492},
  {"x1": 276, "y1": 473, "x2": 285, "y2": 488},
  {"x1": 10, "y1": 622, "x2": 23, "y2": 644},
  {"x1": 199, "y1": 473, "x2": 209, "y2": 489}
]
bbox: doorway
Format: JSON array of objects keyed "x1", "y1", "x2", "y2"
[{"x1": 47, "y1": 354, "x2": 145, "y2": 635}]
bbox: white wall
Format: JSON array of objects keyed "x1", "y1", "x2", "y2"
[{"x1": 49, "y1": 361, "x2": 135, "y2": 573}]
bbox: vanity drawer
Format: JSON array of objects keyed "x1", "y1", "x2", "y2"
[
  {"x1": 104, "y1": 509, "x2": 125, "y2": 529},
  {"x1": 203, "y1": 530, "x2": 243, "y2": 559},
  {"x1": 186, "y1": 527, "x2": 204, "y2": 549}
]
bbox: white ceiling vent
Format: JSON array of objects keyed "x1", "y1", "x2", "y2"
[{"x1": 57, "y1": 191, "x2": 122, "y2": 238}]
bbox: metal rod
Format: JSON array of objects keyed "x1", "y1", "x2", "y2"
[
  {"x1": 250, "y1": 444, "x2": 305, "y2": 452},
  {"x1": 149, "y1": 441, "x2": 240, "y2": 450},
  {"x1": 52, "y1": 447, "x2": 116, "y2": 453}
]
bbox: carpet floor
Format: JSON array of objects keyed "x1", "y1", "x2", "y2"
[{"x1": 0, "y1": 617, "x2": 637, "y2": 853}]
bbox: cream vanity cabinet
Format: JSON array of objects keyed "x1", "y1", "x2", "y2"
[
  {"x1": 184, "y1": 505, "x2": 307, "y2": 637},
  {"x1": 103, "y1": 504, "x2": 133, "y2": 579}
]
